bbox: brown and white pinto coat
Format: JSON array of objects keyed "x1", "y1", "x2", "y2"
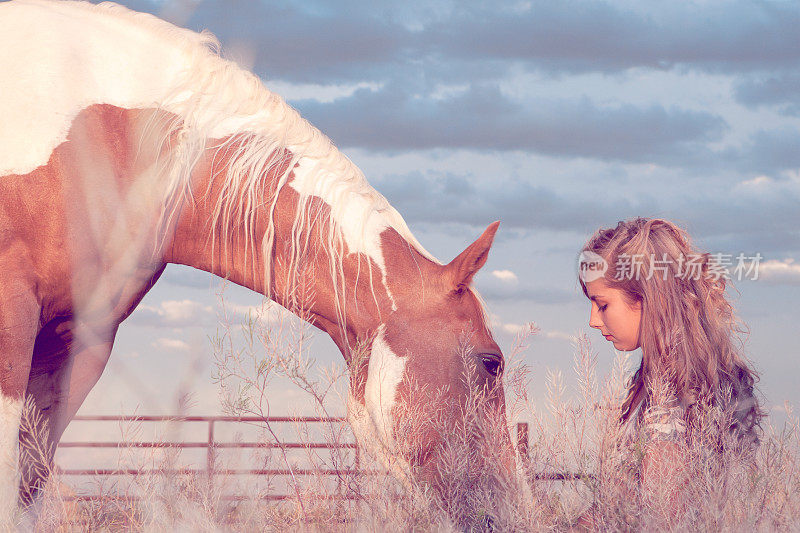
[{"x1": 0, "y1": 0, "x2": 508, "y2": 516}]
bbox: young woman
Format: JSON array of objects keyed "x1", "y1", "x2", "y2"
[
  {"x1": 580, "y1": 216, "x2": 763, "y2": 444},
  {"x1": 576, "y1": 217, "x2": 764, "y2": 525}
]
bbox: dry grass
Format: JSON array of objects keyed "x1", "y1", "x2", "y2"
[{"x1": 11, "y1": 301, "x2": 800, "y2": 532}]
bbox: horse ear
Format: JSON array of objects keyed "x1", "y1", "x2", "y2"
[{"x1": 446, "y1": 221, "x2": 500, "y2": 291}]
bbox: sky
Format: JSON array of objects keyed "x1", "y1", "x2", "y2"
[{"x1": 71, "y1": 0, "x2": 799, "y2": 436}]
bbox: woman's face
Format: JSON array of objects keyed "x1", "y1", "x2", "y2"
[{"x1": 584, "y1": 277, "x2": 642, "y2": 351}]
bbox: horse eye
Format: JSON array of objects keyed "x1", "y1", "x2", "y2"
[{"x1": 479, "y1": 354, "x2": 503, "y2": 377}]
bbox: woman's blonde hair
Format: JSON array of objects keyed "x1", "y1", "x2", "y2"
[{"x1": 580, "y1": 217, "x2": 764, "y2": 446}]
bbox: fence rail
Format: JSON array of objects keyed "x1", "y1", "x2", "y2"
[
  {"x1": 58, "y1": 415, "x2": 359, "y2": 481},
  {"x1": 55, "y1": 416, "x2": 583, "y2": 501}
]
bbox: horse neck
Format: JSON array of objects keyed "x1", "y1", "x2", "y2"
[{"x1": 164, "y1": 139, "x2": 401, "y2": 360}]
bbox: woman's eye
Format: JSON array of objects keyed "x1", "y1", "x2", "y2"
[
  {"x1": 599, "y1": 304, "x2": 608, "y2": 312},
  {"x1": 480, "y1": 354, "x2": 503, "y2": 377}
]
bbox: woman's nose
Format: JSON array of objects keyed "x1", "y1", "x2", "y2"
[{"x1": 588, "y1": 306, "x2": 602, "y2": 329}]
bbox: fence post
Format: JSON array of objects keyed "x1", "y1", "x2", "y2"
[
  {"x1": 516, "y1": 422, "x2": 529, "y2": 460},
  {"x1": 207, "y1": 419, "x2": 215, "y2": 477}
]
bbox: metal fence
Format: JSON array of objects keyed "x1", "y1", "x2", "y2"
[
  {"x1": 57, "y1": 415, "x2": 362, "y2": 501},
  {"x1": 55, "y1": 416, "x2": 581, "y2": 501}
]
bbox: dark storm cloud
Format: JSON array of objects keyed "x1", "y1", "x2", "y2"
[
  {"x1": 734, "y1": 73, "x2": 800, "y2": 116},
  {"x1": 297, "y1": 84, "x2": 726, "y2": 163}
]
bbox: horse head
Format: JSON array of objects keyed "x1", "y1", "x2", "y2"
[{"x1": 347, "y1": 222, "x2": 513, "y2": 494}]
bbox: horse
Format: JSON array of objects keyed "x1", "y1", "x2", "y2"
[{"x1": 0, "y1": 0, "x2": 510, "y2": 517}]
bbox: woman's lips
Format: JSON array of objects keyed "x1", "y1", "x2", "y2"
[{"x1": 604, "y1": 334, "x2": 613, "y2": 340}]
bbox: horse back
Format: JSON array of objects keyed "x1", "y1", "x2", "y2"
[{"x1": 0, "y1": 0, "x2": 192, "y2": 177}]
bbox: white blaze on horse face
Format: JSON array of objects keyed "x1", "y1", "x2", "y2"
[
  {"x1": 347, "y1": 392, "x2": 415, "y2": 489},
  {"x1": 364, "y1": 326, "x2": 406, "y2": 444},
  {"x1": 0, "y1": 395, "x2": 23, "y2": 523}
]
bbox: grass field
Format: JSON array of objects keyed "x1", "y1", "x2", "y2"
[{"x1": 11, "y1": 312, "x2": 800, "y2": 531}]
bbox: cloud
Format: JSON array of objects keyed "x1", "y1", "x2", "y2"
[
  {"x1": 542, "y1": 330, "x2": 576, "y2": 342},
  {"x1": 113, "y1": 1, "x2": 800, "y2": 83},
  {"x1": 497, "y1": 321, "x2": 574, "y2": 342},
  {"x1": 373, "y1": 171, "x2": 657, "y2": 232},
  {"x1": 265, "y1": 80, "x2": 384, "y2": 103},
  {"x1": 771, "y1": 403, "x2": 795, "y2": 414},
  {"x1": 492, "y1": 270, "x2": 519, "y2": 283},
  {"x1": 373, "y1": 166, "x2": 800, "y2": 256},
  {"x1": 161, "y1": 265, "x2": 217, "y2": 289},
  {"x1": 423, "y1": 2, "x2": 800, "y2": 75},
  {"x1": 114, "y1": 0, "x2": 412, "y2": 83},
  {"x1": 223, "y1": 302, "x2": 304, "y2": 329},
  {"x1": 488, "y1": 315, "x2": 534, "y2": 336},
  {"x1": 757, "y1": 259, "x2": 800, "y2": 285},
  {"x1": 151, "y1": 338, "x2": 191, "y2": 351},
  {"x1": 102, "y1": 1, "x2": 796, "y2": 175},
  {"x1": 501, "y1": 323, "x2": 528, "y2": 335},
  {"x1": 130, "y1": 298, "x2": 304, "y2": 332},
  {"x1": 738, "y1": 175, "x2": 773, "y2": 188},
  {"x1": 477, "y1": 272, "x2": 578, "y2": 304},
  {"x1": 734, "y1": 73, "x2": 800, "y2": 116},
  {"x1": 728, "y1": 127, "x2": 800, "y2": 175},
  {"x1": 130, "y1": 299, "x2": 214, "y2": 328},
  {"x1": 297, "y1": 84, "x2": 726, "y2": 162}
]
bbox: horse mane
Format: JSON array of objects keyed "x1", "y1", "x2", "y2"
[{"x1": 56, "y1": 1, "x2": 438, "y2": 325}]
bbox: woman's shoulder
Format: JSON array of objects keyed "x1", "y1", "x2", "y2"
[
  {"x1": 641, "y1": 403, "x2": 686, "y2": 441},
  {"x1": 626, "y1": 400, "x2": 686, "y2": 443}
]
